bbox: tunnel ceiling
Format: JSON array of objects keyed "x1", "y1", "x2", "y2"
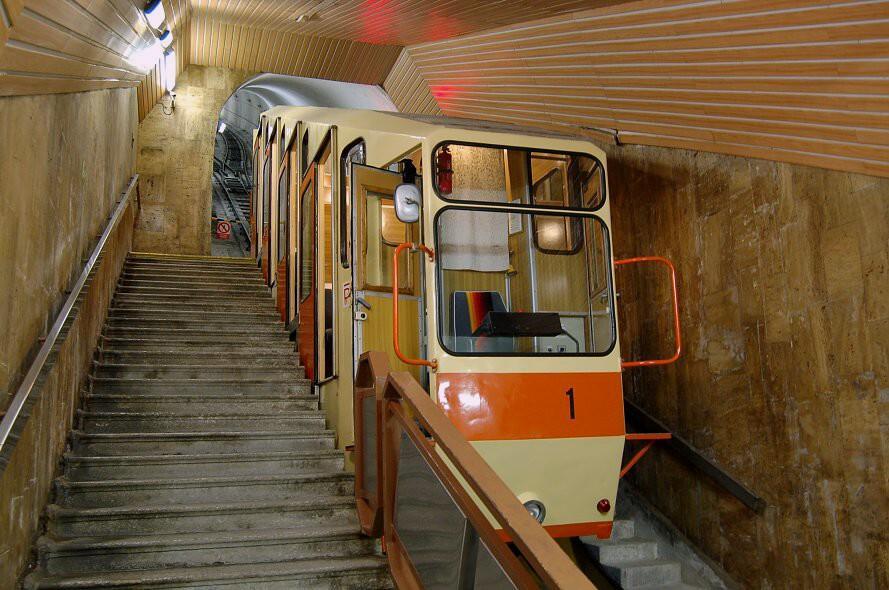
[{"x1": 0, "y1": 0, "x2": 886, "y2": 177}]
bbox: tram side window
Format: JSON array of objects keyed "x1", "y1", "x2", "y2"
[
  {"x1": 340, "y1": 140, "x2": 366, "y2": 267},
  {"x1": 278, "y1": 160, "x2": 288, "y2": 263},
  {"x1": 300, "y1": 181, "x2": 314, "y2": 302},
  {"x1": 433, "y1": 143, "x2": 605, "y2": 210},
  {"x1": 436, "y1": 208, "x2": 614, "y2": 356}
]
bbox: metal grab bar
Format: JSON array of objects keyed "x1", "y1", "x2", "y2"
[
  {"x1": 620, "y1": 432, "x2": 672, "y2": 478},
  {"x1": 0, "y1": 175, "x2": 139, "y2": 462},
  {"x1": 392, "y1": 242, "x2": 436, "y2": 370},
  {"x1": 614, "y1": 256, "x2": 682, "y2": 368}
]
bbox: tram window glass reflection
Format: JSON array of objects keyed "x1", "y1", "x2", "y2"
[
  {"x1": 278, "y1": 161, "x2": 288, "y2": 263},
  {"x1": 432, "y1": 143, "x2": 605, "y2": 210},
  {"x1": 340, "y1": 140, "x2": 366, "y2": 267},
  {"x1": 436, "y1": 208, "x2": 614, "y2": 356}
]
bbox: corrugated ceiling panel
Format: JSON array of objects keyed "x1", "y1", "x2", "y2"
[
  {"x1": 188, "y1": 16, "x2": 402, "y2": 85},
  {"x1": 189, "y1": 0, "x2": 633, "y2": 45},
  {"x1": 396, "y1": 0, "x2": 889, "y2": 177}
]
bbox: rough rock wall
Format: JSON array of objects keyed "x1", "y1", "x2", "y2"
[
  {"x1": 607, "y1": 144, "x2": 887, "y2": 588},
  {"x1": 0, "y1": 87, "x2": 137, "y2": 585},
  {"x1": 135, "y1": 66, "x2": 253, "y2": 255}
]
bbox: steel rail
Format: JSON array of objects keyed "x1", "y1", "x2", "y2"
[{"x1": 0, "y1": 175, "x2": 138, "y2": 465}]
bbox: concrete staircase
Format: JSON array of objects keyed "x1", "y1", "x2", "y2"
[
  {"x1": 24, "y1": 253, "x2": 390, "y2": 589},
  {"x1": 583, "y1": 519, "x2": 699, "y2": 590},
  {"x1": 580, "y1": 483, "x2": 736, "y2": 590}
]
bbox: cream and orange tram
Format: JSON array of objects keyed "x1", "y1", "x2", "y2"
[{"x1": 251, "y1": 107, "x2": 676, "y2": 541}]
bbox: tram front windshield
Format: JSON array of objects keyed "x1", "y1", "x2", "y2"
[{"x1": 434, "y1": 144, "x2": 615, "y2": 356}]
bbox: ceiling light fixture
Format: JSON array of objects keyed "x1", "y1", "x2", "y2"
[
  {"x1": 159, "y1": 29, "x2": 173, "y2": 48},
  {"x1": 144, "y1": 0, "x2": 166, "y2": 30},
  {"x1": 163, "y1": 49, "x2": 176, "y2": 92}
]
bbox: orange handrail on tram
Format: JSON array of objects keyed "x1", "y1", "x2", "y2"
[
  {"x1": 614, "y1": 256, "x2": 682, "y2": 369},
  {"x1": 392, "y1": 242, "x2": 437, "y2": 370}
]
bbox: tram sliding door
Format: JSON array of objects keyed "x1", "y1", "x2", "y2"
[
  {"x1": 351, "y1": 164, "x2": 422, "y2": 379},
  {"x1": 297, "y1": 163, "x2": 318, "y2": 380}
]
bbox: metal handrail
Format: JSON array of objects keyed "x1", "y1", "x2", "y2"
[{"x1": 0, "y1": 175, "x2": 139, "y2": 463}]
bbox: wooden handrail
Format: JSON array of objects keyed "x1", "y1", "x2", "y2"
[
  {"x1": 353, "y1": 351, "x2": 595, "y2": 589},
  {"x1": 384, "y1": 372, "x2": 595, "y2": 589}
]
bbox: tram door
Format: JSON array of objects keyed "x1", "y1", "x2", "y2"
[
  {"x1": 297, "y1": 163, "x2": 318, "y2": 380},
  {"x1": 276, "y1": 150, "x2": 290, "y2": 322},
  {"x1": 351, "y1": 165, "x2": 423, "y2": 379}
]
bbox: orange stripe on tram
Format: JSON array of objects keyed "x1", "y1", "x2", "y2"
[{"x1": 436, "y1": 372, "x2": 624, "y2": 441}]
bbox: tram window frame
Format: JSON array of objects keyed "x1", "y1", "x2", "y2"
[
  {"x1": 430, "y1": 140, "x2": 606, "y2": 213},
  {"x1": 433, "y1": 205, "x2": 617, "y2": 358},
  {"x1": 339, "y1": 138, "x2": 366, "y2": 268}
]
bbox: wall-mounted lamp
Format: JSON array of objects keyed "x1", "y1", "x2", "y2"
[
  {"x1": 144, "y1": 0, "x2": 166, "y2": 30},
  {"x1": 159, "y1": 29, "x2": 173, "y2": 49},
  {"x1": 217, "y1": 122, "x2": 227, "y2": 134},
  {"x1": 163, "y1": 49, "x2": 176, "y2": 92}
]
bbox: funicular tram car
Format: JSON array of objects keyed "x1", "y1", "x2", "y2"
[{"x1": 251, "y1": 107, "x2": 672, "y2": 541}]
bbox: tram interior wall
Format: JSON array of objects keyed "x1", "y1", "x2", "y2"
[{"x1": 608, "y1": 143, "x2": 887, "y2": 589}]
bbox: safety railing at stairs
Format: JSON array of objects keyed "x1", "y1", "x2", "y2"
[
  {"x1": 354, "y1": 351, "x2": 595, "y2": 589},
  {"x1": 0, "y1": 175, "x2": 139, "y2": 468}
]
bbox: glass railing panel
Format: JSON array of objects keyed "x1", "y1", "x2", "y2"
[
  {"x1": 394, "y1": 430, "x2": 466, "y2": 589},
  {"x1": 475, "y1": 539, "x2": 520, "y2": 589},
  {"x1": 361, "y1": 394, "x2": 377, "y2": 492}
]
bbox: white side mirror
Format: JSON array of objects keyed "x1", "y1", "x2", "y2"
[{"x1": 394, "y1": 183, "x2": 421, "y2": 224}]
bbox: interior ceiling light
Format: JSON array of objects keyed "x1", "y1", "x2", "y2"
[
  {"x1": 144, "y1": 0, "x2": 166, "y2": 30},
  {"x1": 217, "y1": 121, "x2": 227, "y2": 134},
  {"x1": 159, "y1": 29, "x2": 172, "y2": 48},
  {"x1": 126, "y1": 41, "x2": 163, "y2": 72}
]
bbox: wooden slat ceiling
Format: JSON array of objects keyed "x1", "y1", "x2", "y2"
[
  {"x1": 189, "y1": 0, "x2": 632, "y2": 45},
  {"x1": 391, "y1": 0, "x2": 889, "y2": 178},
  {"x1": 188, "y1": 16, "x2": 401, "y2": 85}
]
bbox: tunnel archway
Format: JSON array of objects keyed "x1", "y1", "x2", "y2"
[{"x1": 210, "y1": 74, "x2": 397, "y2": 257}]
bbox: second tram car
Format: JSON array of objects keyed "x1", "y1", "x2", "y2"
[{"x1": 251, "y1": 107, "x2": 674, "y2": 540}]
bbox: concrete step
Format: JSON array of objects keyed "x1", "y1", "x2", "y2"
[
  {"x1": 76, "y1": 410, "x2": 326, "y2": 433},
  {"x1": 94, "y1": 364, "x2": 303, "y2": 380},
  {"x1": 106, "y1": 316, "x2": 282, "y2": 330},
  {"x1": 64, "y1": 450, "x2": 343, "y2": 480},
  {"x1": 601, "y1": 558, "x2": 683, "y2": 589},
  {"x1": 37, "y1": 523, "x2": 372, "y2": 575},
  {"x1": 119, "y1": 276, "x2": 265, "y2": 289},
  {"x1": 85, "y1": 393, "x2": 317, "y2": 413},
  {"x1": 107, "y1": 310, "x2": 279, "y2": 324},
  {"x1": 115, "y1": 284, "x2": 270, "y2": 299},
  {"x1": 118, "y1": 280, "x2": 267, "y2": 296},
  {"x1": 611, "y1": 518, "x2": 636, "y2": 540},
  {"x1": 46, "y1": 497, "x2": 357, "y2": 538},
  {"x1": 70, "y1": 430, "x2": 335, "y2": 456},
  {"x1": 110, "y1": 297, "x2": 276, "y2": 313},
  {"x1": 584, "y1": 537, "x2": 659, "y2": 563},
  {"x1": 120, "y1": 269, "x2": 266, "y2": 288},
  {"x1": 127, "y1": 254, "x2": 255, "y2": 267},
  {"x1": 24, "y1": 555, "x2": 391, "y2": 589},
  {"x1": 90, "y1": 377, "x2": 309, "y2": 395},
  {"x1": 101, "y1": 338, "x2": 294, "y2": 352},
  {"x1": 99, "y1": 350, "x2": 299, "y2": 366},
  {"x1": 54, "y1": 472, "x2": 355, "y2": 508},
  {"x1": 121, "y1": 267, "x2": 262, "y2": 280},
  {"x1": 104, "y1": 326, "x2": 287, "y2": 340}
]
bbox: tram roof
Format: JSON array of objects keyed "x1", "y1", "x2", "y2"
[{"x1": 261, "y1": 106, "x2": 599, "y2": 149}]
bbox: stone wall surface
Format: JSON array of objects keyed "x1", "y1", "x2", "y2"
[
  {"x1": 0, "y1": 87, "x2": 137, "y2": 585},
  {"x1": 134, "y1": 66, "x2": 254, "y2": 255},
  {"x1": 606, "y1": 144, "x2": 888, "y2": 589}
]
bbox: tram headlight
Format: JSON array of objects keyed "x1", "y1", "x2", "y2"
[{"x1": 523, "y1": 499, "x2": 546, "y2": 523}]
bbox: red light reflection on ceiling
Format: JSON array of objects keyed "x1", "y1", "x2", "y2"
[{"x1": 357, "y1": 0, "x2": 468, "y2": 45}]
